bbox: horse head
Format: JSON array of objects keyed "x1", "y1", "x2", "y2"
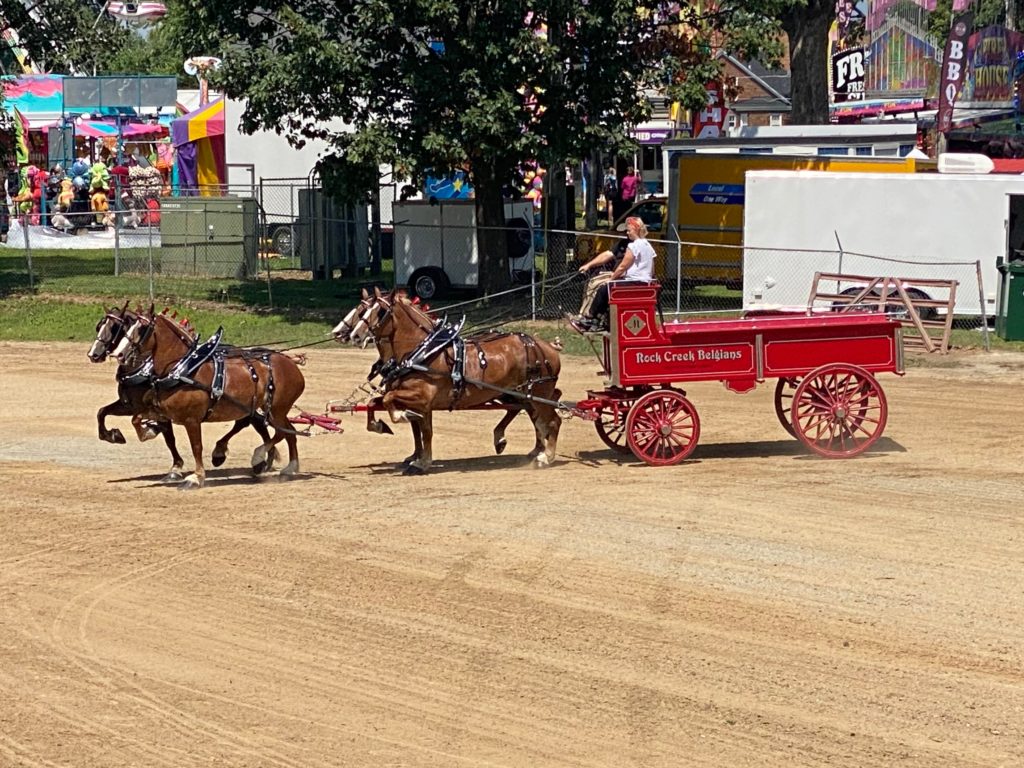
[
  {"x1": 111, "y1": 305, "x2": 157, "y2": 367},
  {"x1": 88, "y1": 300, "x2": 132, "y2": 363},
  {"x1": 332, "y1": 287, "x2": 374, "y2": 344}
]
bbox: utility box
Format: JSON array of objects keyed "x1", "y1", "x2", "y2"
[
  {"x1": 297, "y1": 188, "x2": 369, "y2": 279},
  {"x1": 159, "y1": 196, "x2": 259, "y2": 278},
  {"x1": 996, "y1": 256, "x2": 1024, "y2": 341}
]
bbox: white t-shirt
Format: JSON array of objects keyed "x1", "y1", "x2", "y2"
[{"x1": 624, "y1": 237, "x2": 656, "y2": 281}]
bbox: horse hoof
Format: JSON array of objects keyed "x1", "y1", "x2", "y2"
[
  {"x1": 494, "y1": 437, "x2": 508, "y2": 455},
  {"x1": 280, "y1": 460, "x2": 300, "y2": 478},
  {"x1": 108, "y1": 428, "x2": 126, "y2": 444},
  {"x1": 139, "y1": 423, "x2": 159, "y2": 442},
  {"x1": 177, "y1": 475, "x2": 202, "y2": 491},
  {"x1": 211, "y1": 450, "x2": 227, "y2": 467},
  {"x1": 162, "y1": 470, "x2": 184, "y2": 483},
  {"x1": 252, "y1": 461, "x2": 268, "y2": 476},
  {"x1": 534, "y1": 455, "x2": 552, "y2": 468},
  {"x1": 402, "y1": 464, "x2": 426, "y2": 476}
]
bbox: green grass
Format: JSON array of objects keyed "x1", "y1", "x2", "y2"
[{"x1": 3, "y1": 247, "x2": 1024, "y2": 356}]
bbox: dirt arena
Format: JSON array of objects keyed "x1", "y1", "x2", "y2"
[{"x1": 1, "y1": 339, "x2": 1022, "y2": 767}]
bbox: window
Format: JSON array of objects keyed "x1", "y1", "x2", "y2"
[
  {"x1": 855, "y1": 146, "x2": 873, "y2": 156},
  {"x1": 727, "y1": 113, "x2": 738, "y2": 129},
  {"x1": 769, "y1": 113, "x2": 783, "y2": 127},
  {"x1": 632, "y1": 200, "x2": 666, "y2": 232},
  {"x1": 817, "y1": 146, "x2": 850, "y2": 156}
]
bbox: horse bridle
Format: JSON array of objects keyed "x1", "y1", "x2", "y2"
[{"x1": 334, "y1": 295, "x2": 376, "y2": 342}]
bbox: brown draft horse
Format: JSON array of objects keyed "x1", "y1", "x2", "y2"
[
  {"x1": 112, "y1": 308, "x2": 305, "y2": 489},
  {"x1": 89, "y1": 304, "x2": 274, "y2": 482},
  {"x1": 331, "y1": 289, "x2": 537, "y2": 460},
  {"x1": 358, "y1": 289, "x2": 562, "y2": 474}
]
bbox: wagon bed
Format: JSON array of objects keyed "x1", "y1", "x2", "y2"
[{"x1": 576, "y1": 282, "x2": 904, "y2": 465}]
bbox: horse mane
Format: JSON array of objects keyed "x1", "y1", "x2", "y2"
[{"x1": 154, "y1": 308, "x2": 199, "y2": 343}]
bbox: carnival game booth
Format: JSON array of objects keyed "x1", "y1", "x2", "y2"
[{"x1": 171, "y1": 96, "x2": 226, "y2": 196}]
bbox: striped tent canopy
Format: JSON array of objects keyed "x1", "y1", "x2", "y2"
[
  {"x1": 170, "y1": 97, "x2": 225, "y2": 195},
  {"x1": 170, "y1": 96, "x2": 224, "y2": 147},
  {"x1": 75, "y1": 118, "x2": 168, "y2": 139}
]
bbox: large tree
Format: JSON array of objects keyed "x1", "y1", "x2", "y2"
[
  {"x1": 776, "y1": 0, "x2": 835, "y2": 124},
  {"x1": 169, "y1": 0, "x2": 780, "y2": 293}
]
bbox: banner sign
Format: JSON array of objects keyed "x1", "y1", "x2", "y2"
[
  {"x1": 937, "y1": 12, "x2": 974, "y2": 133},
  {"x1": 692, "y1": 82, "x2": 726, "y2": 139},
  {"x1": 832, "y1": 48, "x2": 866, "y2": 101}
]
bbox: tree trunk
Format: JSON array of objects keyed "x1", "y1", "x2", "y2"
[
  {"x1": 474, "y1": 160, "x2": 509, "y2": 296},
  {"x1": 543, "y1": 163, "x2": 568, "y2": 275},
  {"x1": 369, "y1": 181, "x2": 382, "y2": 276},
  {"x1": 584, "y1": 150, "x2": 600, "y2": 231},
  {"x1": 782, "y1": 0, "x2": 835, "y2": 124}
]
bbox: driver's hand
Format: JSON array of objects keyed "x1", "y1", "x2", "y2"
[{"x1": 578, "y1": 265, "x2": 588, "y2": 274}]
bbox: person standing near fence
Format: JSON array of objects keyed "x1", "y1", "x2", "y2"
[
  {"x1": 619, "y1": 167, "x2": 640, "y2": 212},
  {"x1": 602, "y1": 167, "x2": 618, "y2": 224}
]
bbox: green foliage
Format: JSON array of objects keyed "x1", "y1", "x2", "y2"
[{"x1": 169, "y1": 1, "x2": 782, "y2": 199}]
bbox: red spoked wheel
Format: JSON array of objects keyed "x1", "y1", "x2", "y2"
[
  {"x1": 625, "y1": 390, "x2": 701, "y2": 466},
  {"x1": 595, "y1": 398, "x2": 635, "y2": 454},
  {"x1": 790, "y1": 364, "x2": 887, "y2": 458},
  {"x1": 773, "y1": 377, "x2": 800, "y2": 437}
]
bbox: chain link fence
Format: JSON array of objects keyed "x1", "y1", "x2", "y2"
[{"x1": 0, "y1": 181, "x2": 997, "y2": 334}]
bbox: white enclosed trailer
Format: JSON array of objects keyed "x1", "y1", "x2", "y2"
[
  {"x1": 741, "y1": 169, "x2": 1024, "y2": 316},
  {"x1": 393, "y1": 199, "x2": 536, "y2": 299}
]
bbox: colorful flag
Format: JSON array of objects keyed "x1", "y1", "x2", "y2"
[
  {"x1": 936, "y1": 12, "x2": 973, "y2": 134},
  {"x1": 12, "y1": 106, "x2": 30, "y2": 165}
]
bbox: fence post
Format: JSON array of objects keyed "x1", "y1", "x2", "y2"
[
  {"x1": 672, "y1": 224, "x2": 681, "y2": 314},
  {"x1": 23, "y1": 214, "x2": 34, "y2": 292},
  {"x1": 148, "y1": 215, "x2": 155, "y2": 301},
  {"x1": 114, "y1": 206, "x2": 121, "y2": 277},
  {"x1": 976, "y1": 259, "x2": 990, "y2": 351}
]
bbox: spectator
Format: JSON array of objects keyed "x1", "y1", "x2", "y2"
[
  {"x1": 619, "y1": 166, "x2": 640, "y2": 212},
  {"x1": 602, "y1": 167, "x2": 618, "y2": 224}
]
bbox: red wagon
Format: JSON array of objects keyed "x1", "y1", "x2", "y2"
[{"x1": 575, "y1": 282, "x2": 905, "y2": 466}]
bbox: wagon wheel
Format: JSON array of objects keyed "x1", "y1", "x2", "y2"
[
  {"x1": 594, "y1": 399, "x2": 635, "y2": 454},
  {"x1": 790, "y1": 364, "x2": 887, "y2": 458},
  {"x1": 625, "y1": 390, "x2": 701, "y2": 466},
  {"x1": 773, "y1": 377, "x2": 800, "y2": 437}
]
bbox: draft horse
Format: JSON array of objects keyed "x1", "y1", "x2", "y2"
[
  {"x1": 331, "y1": 289, "x2": 537, "y2": 460},
  {"x1": 112, "y1": 308, "x2": 305, "y2": 489},
  {"x1": 350, "y1": 289, "x2": 562, "y2": 474},
  {"x1": 89, "y1": 303, "x2": 272, "y2": 482}
]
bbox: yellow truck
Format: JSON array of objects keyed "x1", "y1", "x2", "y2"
[{"x1": 575, "y1": 153, "x2": 934, "y2": 287}]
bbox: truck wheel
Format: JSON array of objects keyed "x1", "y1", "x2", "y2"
[
  {"x1": 270, "y1": 226, "x2": 293, "y2": 257},
  {"x1": 409, "y1": 268, "x2": 449, "y2": 300}
]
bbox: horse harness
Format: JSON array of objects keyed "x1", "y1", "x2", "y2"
[
  {"x1": 383, "y1": 319, "x2": 558, "y2": 410},
  {"x1": 148, "y1": 328, "x2": 279, "y2": 422}
]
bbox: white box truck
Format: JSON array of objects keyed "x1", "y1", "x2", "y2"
[
  {"x1": 393, "y1": 199, "x2": 536, "y2": 299},
  {"x1": 742, "y1": 170, "x2": 1024, "y2": 316}
]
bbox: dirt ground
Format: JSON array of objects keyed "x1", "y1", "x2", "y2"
[{"x1": 1, "y1": 339, "x2": 1023, "y2": 768}]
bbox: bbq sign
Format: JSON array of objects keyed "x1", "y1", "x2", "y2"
[{"x1": 621, "y1": 342, "x2": 755, "y2": 382}]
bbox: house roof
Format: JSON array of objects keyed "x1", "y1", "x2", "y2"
[
  {"x1": 720, "y1": 53, "x2": 792, "y2": 103},
  {"x1": 730, "y1": 97, "x2": 791, "y2": 114}
]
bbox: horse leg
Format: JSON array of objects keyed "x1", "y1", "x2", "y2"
[
  {"x1": 493, "y1": 408, "x2": 519, "y2": 455},
  {"x1": 156, "y1": 422, "x2": 185, "y2": 483},
  {"x1": 179, "y1": 420, "x2": 206, "y2": 490},
  {"x1": 131, "y1": 414, "x2": 160, "y2": 442},
  {"x1": 97, "y1": 400, "x2": 130, "y2": 444},
  {"x1": 403, "y1": 421, "x2": 422, "y2": 466},
  {"x1": 529, "y1": 402, "x2": 561, "y2": 468},
  {"x1": 212, "y1": 416, "x2": 272, "y2": 468},
  {"x1": 405, "y1": 410, "x2": 433, "y2": 475}
]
